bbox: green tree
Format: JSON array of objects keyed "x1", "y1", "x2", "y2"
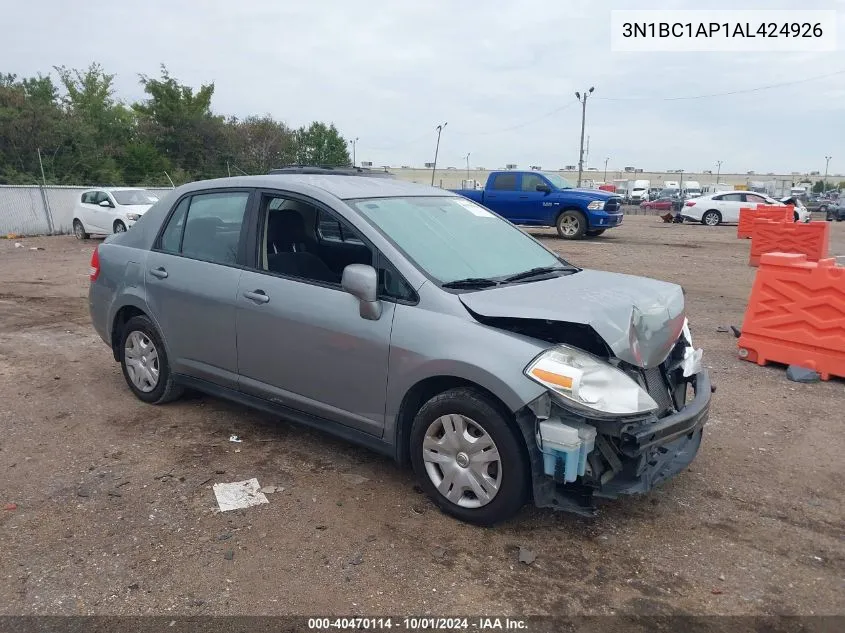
[
  {"x1": 293, "y1": 122, "x2": 350, "y2": 166},
  {"x1": 133, "y1": 65, "x2": 226, "y2": 179},
  {"x1": 226, "y1": 115, "x2": 295, "y2": 174},
  {"x1": 0, "y1": 73, "x2": 62, "y2": 183},
  {"x1": 812, "y1": 179, "x2": 825, "y2": 193}
]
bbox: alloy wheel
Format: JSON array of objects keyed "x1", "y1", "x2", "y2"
[{"x1": 559, "y1": 216, "x2": 580, "y2": 236}]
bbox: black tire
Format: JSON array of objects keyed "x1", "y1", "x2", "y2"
[
  {"x1": 701, "y1": 210, "x2": 722, "y2": 226},
  {"x1": 113, "y1": 220, "x2": 127, "y2": 234},
  {"x1": 819, "y1": 205, "x2": 827, "y2": 213},
  {"x1": 794, "y1": 211, "x2": 799, "y2": 223},
  {"x1": 119, "y1": 315, "x2": 183, "y2": 404},
  {"x1": 585, "y1": 229, "x2": 606, "y2": 237},
  {"x1": 556, "y1": 210, "x2": 587, "y2": 239},
  {"x1": 409, "y1": 387, "x2": 529, "y2": 526},
  {"x1": 73, "y1": 219, "x2": 89, "y2": 240}
]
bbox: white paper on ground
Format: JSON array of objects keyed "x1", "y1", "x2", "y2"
[{"x1": 213, "y1": 478, "x2": 269, "y2": 512}]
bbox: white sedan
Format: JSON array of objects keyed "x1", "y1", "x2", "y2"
[
  {"x1": 72, "y1": 188, "x2": 159, "y2": 239},
  {"x1": 681, "y1": 191, "x2": 811, "y2": 226}
]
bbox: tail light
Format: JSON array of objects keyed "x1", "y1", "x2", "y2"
[
  {"x1": 685, "y1": 201, "x2": 696, "y2": 207},
  {"x1": 89, "y1": 246, "x2": 100, "y2": 282}
]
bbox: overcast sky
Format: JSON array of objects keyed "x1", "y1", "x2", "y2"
[{"x1": 3, "y1": 0, "x2": 844, "y2": 175}]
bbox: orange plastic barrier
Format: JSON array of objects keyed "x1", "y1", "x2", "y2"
[
  {"x1": 737, "y1": 207, "x2": 756, "y2": 239},
  {"x1": 749, "y1": 219, "x2": 829, "y2": 266},
  {"x1": 738, "y1": 253, "x2": 845, "y2": 381},
  {"x1": 737, "y1": 205, "x2": 792, "y2": 239}
]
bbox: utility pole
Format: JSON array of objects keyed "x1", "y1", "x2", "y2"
[
  {"x1": 716, "y1": 160, "x2": 722, "y2": 183},
  {"x1": 824, "y1": 156, "x2": 832, "y2": 193},
  {"x1": 431, "y1": 122, "x2": 447, "y2": 186},
  {"x1": 464, "y1": 152, "x2": 471, "y2": 180},
  {"x1": 575, "y1": 87, "x2": 594, "y2": 188},
  {"x1": 349, "y1": 137, "x2": 359, "y2": 166},
  {"x1": 603, "y1": 157, "x2": 610, "y2": 183}
]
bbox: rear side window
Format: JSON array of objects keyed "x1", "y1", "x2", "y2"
[
  {"x1": 157, "y1": 192, "x2": 249, "y2": 265},
  {"x1": 719, "y1": 193, "x2": 743, "y2": 202},
  {"x1": 491, "y1": 173, "x2": 517, "y2": 191},
  {"x1": 81, "y1": 192, "x2": 94, "y2": 204}
]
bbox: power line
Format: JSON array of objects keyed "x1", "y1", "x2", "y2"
[
  {"x1": 595, "y1": 69, "x2": 845, "y2": 102},
  {"x1": 454, "y1": 101, "x2": 577, "y2": 137}
]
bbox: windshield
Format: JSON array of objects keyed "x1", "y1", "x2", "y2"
[
  {"x1": 351, "y1": 196, "x2": 566, "y2": 284},
  {"x1": 112, "y1": 190, "x2": 159, "y2": 205},
  {"x1": 541, "y1": 173, "x2": 573, "y2": 189}
]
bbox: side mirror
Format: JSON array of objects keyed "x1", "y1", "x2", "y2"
[
  {"x1": 536, "y1": 184, "x2": 551, "y2": 193},
  {"x1": 99, "y1": 200, "x2": 113, "y2": 208},
  {"x1": 341, "y1": 264, "x2": 382, "y2": 320}
]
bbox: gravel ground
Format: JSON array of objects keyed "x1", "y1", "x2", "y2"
[{"x1": 0, "y1": 215, "x2": 843, "y2": 616}]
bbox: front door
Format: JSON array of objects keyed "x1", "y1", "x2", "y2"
[
  {"x1": 518, "y1": 172, "x2": 556, "y2": 225},
  {"x1": 716, "y1": 192, "x2": 745, "y2": 222},
  {"x1": 144, "y1": 190, "x2": 253, "y2": 388},
  {"x1": 234, "y1": 192, "x2": 394, "y2": 436}
]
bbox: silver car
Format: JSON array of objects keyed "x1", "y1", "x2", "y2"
[{"x1": 88, "y1": 174, "x2": 711, "y2": 525}]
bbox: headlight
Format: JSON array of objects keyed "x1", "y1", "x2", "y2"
[
  {"x1": 525, "y1": 345, "x2": 658, "y2": 417},
  {"x1": 587, "y1": 200, "x2": 605, "y2": 210},
  {"x1": 126, "y1": 213, "x2": 141, "y2": 221}
]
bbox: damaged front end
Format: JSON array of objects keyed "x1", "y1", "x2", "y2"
[{"x1": 512, "y1": 321, "x2": 712, "y2": 516}]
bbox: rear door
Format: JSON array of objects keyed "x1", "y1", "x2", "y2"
[
  {"x1": 481, "y1": 173, "x2": 521, "y2": 220},
  {"x1": 76, "y1": 191, "x2": 99, "y2": 231},
  {"x1": 144, "y1": 189, "x2": 254, "y2": 388},
  {"x1": 715, "y1": 192, "x2": 745, "y2": 222}
]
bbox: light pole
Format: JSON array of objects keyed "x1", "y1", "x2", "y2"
[
  {"x1": 575, "y1": 86, "x2": 594, "y2": 188},
  {"x1": 716, "y1": 160, "x2": 722, "y2": 183},
  {"x1": 824, "y1": 156, "x2": 832, "y2": 193},
  {"x1": 603, "y1": 157, "x2": 609, "y2": 183},
  {"x1": 348, "y1": 137, "x2": 358, "y2": 167},
  {"x1": 464, "y1": 152, "x2": 471, "y2": 180},
  {"x1": 431, "y1": 122, "x2": 447, "y2": 186}
]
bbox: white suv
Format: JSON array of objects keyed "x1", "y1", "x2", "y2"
[{"x1": 72, "y1": 188, "x2": 160, "y2": 239}]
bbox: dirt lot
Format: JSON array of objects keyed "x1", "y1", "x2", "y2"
[{"x1": 1, "y1": 216, "x2": 843, "y2": 617}]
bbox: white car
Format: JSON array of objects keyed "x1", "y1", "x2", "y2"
[
  {"x1": 681, "y1": 191, "x2": 811, "y2": 226},
  {"x1": 72, "y1": 188, "x2": 159, "y2": 239}
]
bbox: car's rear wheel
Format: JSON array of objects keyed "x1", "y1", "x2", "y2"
[
  {"x1": 556, "y1": 210, "x2": 586, "y2": 239},
  {"x1": 119, "y1": 315, "x2": 183, "y2": 404},
  {"x1": 819, "y1": 205, "x2": 828, "y2": 214},
  {"x1": 585, "y1": 229, "x2": 606, "y2": 237},
  {"x1": 73, "y1": 219, "x2": 89, "y2": 240},
  {"x1": 702, "y1": 210, "x2": 722, "y2": 226},
  {"x1": 409, "y1": 387, "x2": 529, "y2": 526},
  {"x1": 113, "y1": 220, "x2": 127, "y2": 234}
]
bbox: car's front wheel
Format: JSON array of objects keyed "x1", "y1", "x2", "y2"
[
  {"x1": 113, "y1": 220, "x2": 127, "y2": 234},
  {"x1": 701, "y1": 210, "x2": 722, "y2": 226},
  {"x1": 409, "y1": 387, "x2": 529, "y2": 525},
  {"x1": 556, "y1": 210, "x2": 586, "y2": 239},
  {"x1": 119, "y1": 315, "x2": 183, "y2": 404}
]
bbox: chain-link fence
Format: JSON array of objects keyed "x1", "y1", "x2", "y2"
[{"x1": 0, "y1": 185, "x2": 175, "y2": 236}]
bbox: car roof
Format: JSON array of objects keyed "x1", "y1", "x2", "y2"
[
  {"x1": 174, "y1": 174, "x2": 453, "y2": 201},
  {"x1": 81, "y1": 187, "x2": 148, "y2": 193}
]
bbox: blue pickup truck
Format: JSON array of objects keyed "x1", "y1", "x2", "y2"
[{"x1": 451, "y1": 171, "x2": 623, "y2": 239}]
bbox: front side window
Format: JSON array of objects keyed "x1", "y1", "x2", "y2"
[
  {"x1": 521, "y1": 173, "x2": 547, "y2": 192},
  {"x1": 158, "y1": 191, "x2": 249, "y2": 265},
  {"x1": 542, "y1": 173, "x2": 574, "y2": 189},
  {"x1": 351, "y1": 196, "x2": 565, "y2": 285}
]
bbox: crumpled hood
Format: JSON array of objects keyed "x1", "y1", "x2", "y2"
[{"x1": 459, "y1": 270, "x2": 686, "y2": 368}]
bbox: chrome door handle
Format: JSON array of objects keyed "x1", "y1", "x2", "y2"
[
  {"x1": 243, "y1": 290, "x2": 270, "y2": 304},
  {"x1": 149, "y1": 267, "x2": 168, "y2": 279}
]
